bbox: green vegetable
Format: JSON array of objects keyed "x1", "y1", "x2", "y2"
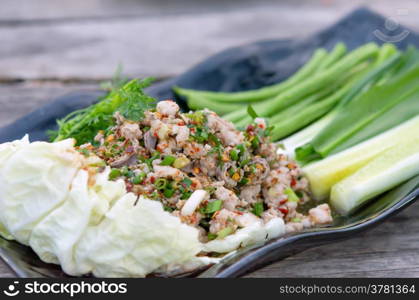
[
  {"x1": 229, "y1": 149, "x2": 239, "y2": 161},
  {"x1": 163, "y1": 188, "x2": 175, "y2": 198},
  {"x1": 109, "y1": 168, "x2": 122, "y2": 180},
  {"x1": 280, "y1": 44, "x2": 401, "y2": 156},
  {"x1": 331, "y1": 136, "x2": 419, "y2": 215},
  {"x1": 145, "y1": 152, "x2": 161, "y2": 169},
  {"x1": 155, "y1": 178, "x2": 168, "y2": 190},
  {"x1": 180, "y1": 177, "x2": 192, "y2": 188},
  {"x1": 51, "y1": 78, "x2": 156, "y2": 145},
  {"x1": 173, "y1": 157, "x2": 190, "y2": 169},
  {"x1": 247, "y1": 105, "x2": 259, "y2": 119},
  {"x1": 207, "y1": 233, "x2": 218, "y2": 241},
  {"x1": 132, "y1": 172, "x2": 146, "y2": 184},
  {"x1": 173, "y1": 48, "x2": 328, "y2": 104},
  {"x1": 297, "y1": 60, "x2": 419, "y2": 163},
  {"x1": 203, "y1": 200, "x2": 223, "y2": 214},
  {"x1": 224, "y1": 43, "x2": 379, "y2": 124},
  {"x1": 252, "y1": 202, "x2": 264, "y2": 217},
  {"x1": 284, "y1": 187, "x2": 299, "y2": 202},
  {"x1": 302, "y1": 115, "x2": 419, "y2": 200},
  {"x1": 217, "y1": 227, "x2": 234, "y2": 239},
  {"x1": 160, "y1": 155, "x2": 176, "y2": 166}
]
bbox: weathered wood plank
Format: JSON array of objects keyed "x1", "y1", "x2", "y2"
[
  {"x1": 0, "y1": 0, "x2": 418, "y2": 80},
  {"x1": 0, "y1": 82, "x2": 97, "y2": 128}
]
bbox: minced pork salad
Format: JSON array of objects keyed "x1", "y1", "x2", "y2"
[
  {"x1": 0, "y1": 99, "x2": 332, "y2": 277},
  {"x1": 83, "y1": 101, "x2": 332, "y2": 241}
]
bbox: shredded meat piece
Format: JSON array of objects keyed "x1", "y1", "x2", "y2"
[{"x1": 214, "y1": 184, "x2": 241, "y2": 210}]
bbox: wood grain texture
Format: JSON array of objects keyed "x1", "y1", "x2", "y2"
[
  {"x1": 1, "y1": 0, "x2": 419, "y2": 278},
  {"x1": 0, "y1": 0, "x2": 418, "y2": 80}
]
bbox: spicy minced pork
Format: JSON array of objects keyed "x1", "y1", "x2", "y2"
[{"x1": 79, "y1": 100, "x2": 332, "y2": 243}]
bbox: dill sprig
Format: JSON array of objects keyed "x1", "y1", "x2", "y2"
[{"x1": 50, "y1": 77, "x2": 156, "y2": 145}]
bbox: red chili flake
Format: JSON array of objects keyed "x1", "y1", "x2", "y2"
[
  {"x1": 291, "y1": 178, "x2": 297, "y2": 187},
  {"x1": 178, "y1": 121, "x2": 185, "y2": 126},
  {"x1": 258, "y1": 123, "x2": 264, "y2": 129},
  {"x1": 278, "y1": 207, "x2": 288, "y2": 215},
  {"x1": 191, "y1": 182, "x2": 197, "y2": 189},
  {"x1": 235, "y1": 210, "x2": 244, "y2": 215},
  {"x1": 279, "y1": 199, "x2": 288, "y2": 205},
  {"x1": 150, "y1": 176, "x2": 156, "y2": 184},
  {"x1": 153, "y1": 132, "x2": 159, "y2": 138}
]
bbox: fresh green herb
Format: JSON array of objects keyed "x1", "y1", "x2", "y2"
[
  {"x1": 132, "y1": 172, "x2": 146, "y2": 184},
  {"x1": 252, "y1": 202, "x2": 264, "y2": 217},
  {"x1": 247, "y1": 105, "x2": 259, "y2": 119},
  {"x1": 163, "y1": 206, "x2": 174, "y2": 212},
  {"x1": 217, "y1": 227, "x2": 234, "y2": 239},
  {"x1": 181, "y1": 191, "x2": 193, "y2": 200},
  {"x1": 160, "y1": 155, "x2": 176, "y2": 166},
  {"x1": 202, "y1": 200, "x2": 223, "y2": 214},
  {"x1": 145, "y1": 152, "x2": 161, "y2": 169},
  {"x1": 239, "y1": 178, "x2": 250, "y2": 185},
  {"x1": 251, "y1": 135, "x2": 260, "y2": 148},
  {"x1": 109, "y1": 168, "x2": 122, "y2": 180},
  {"x1": 50, "y1": 78, "x2": 156, "y2": 145},
  {"x1": 180, "y1": 177, "x2": 193, "y2": 189}
]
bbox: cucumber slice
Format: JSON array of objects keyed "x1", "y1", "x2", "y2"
[
  {"x1": 331, "y1": 136, "x2": 419, "y2": 214},
  {"x1": 302, "y1": 115, "x2": 419, "y2": 200}
]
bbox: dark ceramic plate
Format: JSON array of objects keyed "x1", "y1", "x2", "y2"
[{"x1": 1, "y1": 8, "x2": 419, "y2": 278}]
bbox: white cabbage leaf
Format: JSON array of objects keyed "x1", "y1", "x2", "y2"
[
  {"x1": 29, "y1": 167, "x2": 126, "y2": 275},
  {"x1": 0, "y1": 135, "x2": 30, "y2": 239},
  {"x1": 74, "y1": 196, "x2": 202, "y2": 277}
]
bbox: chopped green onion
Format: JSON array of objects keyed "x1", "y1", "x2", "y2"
[
  {"x1": 155, "y1": 178, "x2": 168, "y2": 190},
  {"x1": 132, "y1": 172, "x2": 146, "y2": 184},
  {"x1": 160, "y1": 155, "x2": 176, "y2": 166}
]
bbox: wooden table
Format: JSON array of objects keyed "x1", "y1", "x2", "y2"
[{"x1": 1, "y1": 0, "x2": 419, "y2": 277}]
